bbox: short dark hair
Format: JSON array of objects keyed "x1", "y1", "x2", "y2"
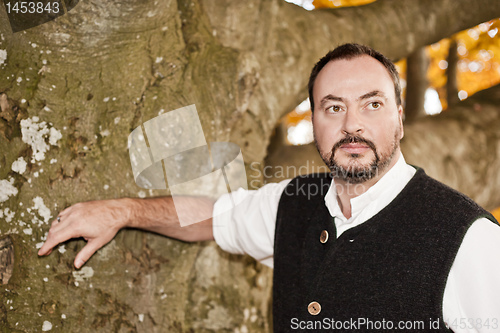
[{"x1": 308, "y1": 43, "x2": 402, "y2": 112}]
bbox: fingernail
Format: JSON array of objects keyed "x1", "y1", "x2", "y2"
[{"x1": 75, "y1": 259, "x2": 84, "y2": 269}]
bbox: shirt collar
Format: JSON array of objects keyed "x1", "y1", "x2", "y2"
[{"x1": 324, "y1": 153, "x2": 409, "y2": 222}]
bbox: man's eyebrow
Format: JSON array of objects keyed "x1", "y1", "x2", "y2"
[
  {"x1": 319, "y1": 94, "x2": 344, "y2": 108},
  {"x1": 357, "y1": 90, "x2": 387, "y2": 101}
]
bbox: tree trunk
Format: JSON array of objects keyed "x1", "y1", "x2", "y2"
[
  {"x1": 402, "y1": 91, "x2": 500, "y2": 211},
  {"x1": 1, "y1": 0, "x2": 500, "y2": 331},
  {"x1": 446, "y1": 38, "x2": 460, "y2": 107},
  {"x1": 405, "y1": 47, "x2": 429, "y2": 122}
]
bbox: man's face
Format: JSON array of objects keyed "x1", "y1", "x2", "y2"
[{"x1": 312, "y1": 55, "x2": 404, "y2": 184}]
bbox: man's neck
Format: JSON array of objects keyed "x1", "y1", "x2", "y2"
[
  {"x1": 334, "y1": 178, "x2": 376, "y2": 219},
  {"x1": 334, "y1": 152, "x2": 401, "y2": 219}
]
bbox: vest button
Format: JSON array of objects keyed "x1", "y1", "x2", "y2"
[
  {"x1": 308, "y1": 301, "x2": 321, "y2": 315},
  {"x1": 320, "y1": 230, "x2": 329, "y2": 243}
]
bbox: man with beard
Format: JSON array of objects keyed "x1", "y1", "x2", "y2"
[{"x1": 39, "y1": 44, "x2": 500, "y2": 332}]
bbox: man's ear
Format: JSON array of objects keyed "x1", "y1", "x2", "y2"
[{"x1": 398, "y1": 105, "x2": 404, "y2": 139}]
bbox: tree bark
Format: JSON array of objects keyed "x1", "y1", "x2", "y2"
[
  {"x1": 402, "y1": 90, "x2": 500, "y2": 211},
  {"x1": 405, "y1": 47, "x2": 429, "y2": 122},
  {"x1": 1, "y1": 0, "x2": 499, "y2": 331},
  {"x1": 446, "y1": 38, "x2": 460, "y2": 107}
]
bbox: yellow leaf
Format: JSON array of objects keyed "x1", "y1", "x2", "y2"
[{"x1": 492, "y1": 207, "x2": 500, "y2": 222}]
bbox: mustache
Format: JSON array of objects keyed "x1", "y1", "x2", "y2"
[{"x1": 331, "y1": 134, "x2": 377, "y2": 155}]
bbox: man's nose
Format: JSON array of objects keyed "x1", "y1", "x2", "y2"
[{"x1": 341, "y1": 109, "x2": 364, "y2": 135}]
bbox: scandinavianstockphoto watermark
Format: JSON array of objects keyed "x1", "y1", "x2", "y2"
[
  {"x1": 249, "y1": 160, "x2": 381, "y2": 199},
  {"x1": 250, "y1": 160, "x2": 331, "y2": 184},
  {"x1": 290, "y1": 317, "x2": 443, "y2": 331},
  {"x1": 128, "y1": 105, "x2": 248, "y2": 227}
]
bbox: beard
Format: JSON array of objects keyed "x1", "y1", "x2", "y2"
[{"x1": 315, "y1": 130, "x2": 400, "y2": 184}]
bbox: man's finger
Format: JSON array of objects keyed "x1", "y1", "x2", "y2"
[
  {"x1": 48, "y1": 207, "x2": 75, "y2": 231},
  {"x1": 38, "y1": 239, "x2": 58, "y2": 256},
  {"x1": 74, "y1": 239, "x2": 105, "y2": 269},
  {"x1": 37, "y1": 225, "x2": 78, "y2": 256},
  {"x1": 49, "y1": 216, "x2": 66, "y2": 231}
]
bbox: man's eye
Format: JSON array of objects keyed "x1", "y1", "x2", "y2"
[
  {"x1": 326, "y1": 105, "x2": 342, "y2": 113},
  {"x1": 370, "y1": 102, "x2": 381, "y2": 109}
]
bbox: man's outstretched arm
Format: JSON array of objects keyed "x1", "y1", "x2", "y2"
[{"x1": 37, "y1": 196, "x2": 215, "y2": 269}]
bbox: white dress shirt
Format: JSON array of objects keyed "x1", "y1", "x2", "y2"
[{"x1": 213, "y1": 154, "x2": 500, "y2": 332}]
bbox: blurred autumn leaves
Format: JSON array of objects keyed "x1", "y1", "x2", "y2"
[{"x1": 427, "y1": 20, "x2": 500, "y2": 109}]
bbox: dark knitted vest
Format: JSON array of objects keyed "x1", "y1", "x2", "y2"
[{"x1": 273, "y1": 169, "x2": 497, "y2": 332}]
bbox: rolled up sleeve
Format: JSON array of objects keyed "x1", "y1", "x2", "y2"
[{"x1": 212, "y1": 179, "x2": 291, "y2": 268}]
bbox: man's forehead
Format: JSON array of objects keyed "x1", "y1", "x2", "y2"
[
  {"x1": 318, "y1": 55, "x2": 390, "y2": 78},
  {"x1": 314, "y1": 56, "x2": 396, "y2": 98}
]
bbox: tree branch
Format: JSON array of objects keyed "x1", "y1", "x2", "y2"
[{"x1": 202, "y1": 0, "x2": 500, "y2": 121}]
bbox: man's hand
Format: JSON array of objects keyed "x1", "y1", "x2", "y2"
[
  {"x1": 38, "y1": 198, "x2": 133, "y2": 269},
  {"x1": 37, "y1": 196, "x2": 215, "y2": 269}
]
